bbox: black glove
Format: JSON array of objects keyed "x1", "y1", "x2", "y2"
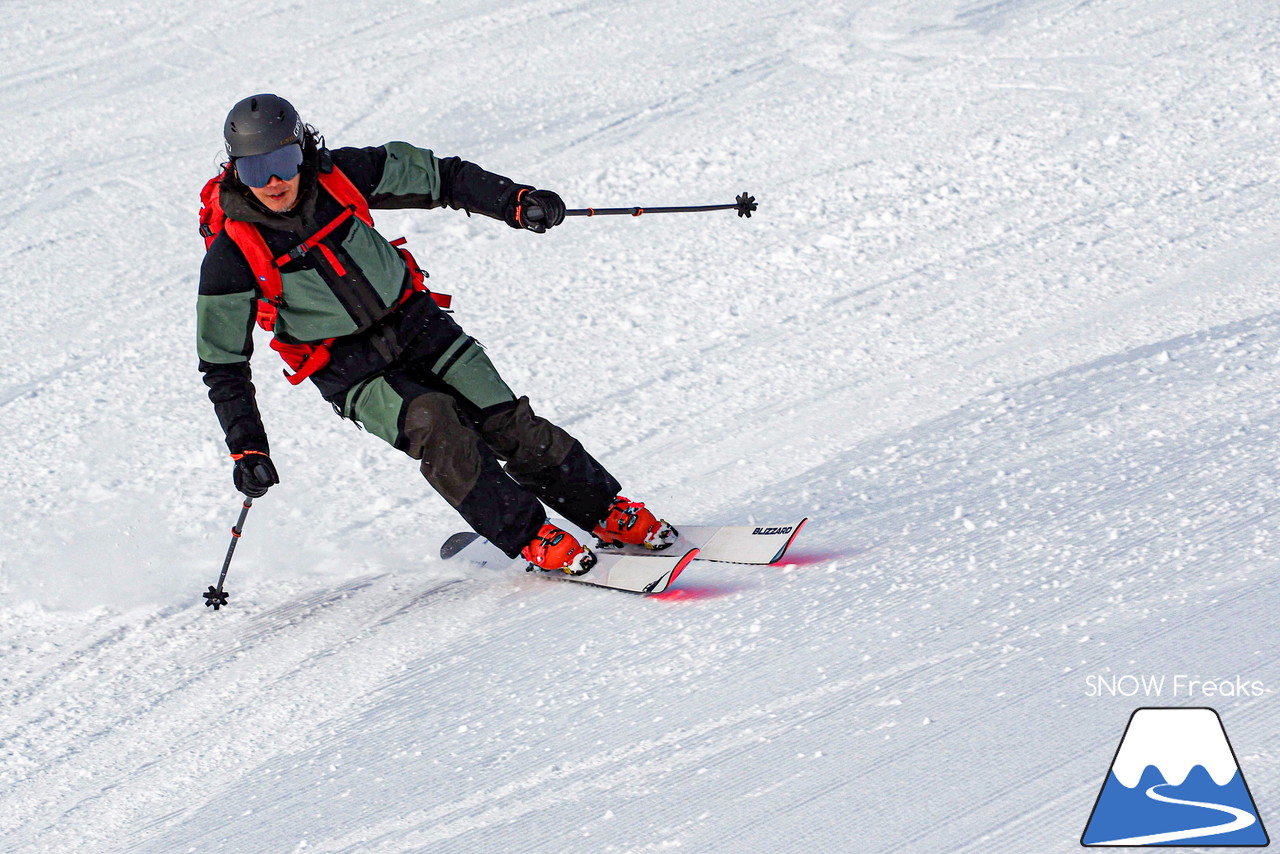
[
  {"x1": 514, "y1": 188, "x2": 565, "y2": 233},
  {"x1": 232, "y1": 451, "x2": 279, "y2": 498}
]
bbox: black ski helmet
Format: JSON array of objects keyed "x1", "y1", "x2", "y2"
[{"x1": 223, "y1": 94, "x2": 303, "y2": 158}]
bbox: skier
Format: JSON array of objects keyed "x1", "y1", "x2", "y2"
[{"x1": 198, "y1": 93, "x2": 675, "y2": 575}]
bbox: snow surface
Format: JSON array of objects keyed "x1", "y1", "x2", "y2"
[{"x1": 3, "y1": 0, "x2": 1279, "y2": 851}]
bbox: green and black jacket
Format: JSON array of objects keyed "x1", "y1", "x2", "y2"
[{"x1": 197, "y1": 142, "x2": 529, "y2": 454}]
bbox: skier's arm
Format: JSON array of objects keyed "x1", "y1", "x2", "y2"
[
  {"x1": 197, "y1": 237, "x2": 270, "y2": 456},
  {"x1": 335, "y1": 143, "x2": 538, "y2": 225}
]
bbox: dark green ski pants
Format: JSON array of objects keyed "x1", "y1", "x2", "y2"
[{"x1": 335, "y1": 331, "x2": 620, "y2": 557}]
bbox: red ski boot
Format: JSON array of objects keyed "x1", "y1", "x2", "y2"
[
  {"x1": 521, "y1": 523, "x2": 596, "y2": 575},
  {"x1": 591, "y1": 496, "x2": 678, "y2": 551}
]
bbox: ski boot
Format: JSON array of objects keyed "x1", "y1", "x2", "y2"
[
  {"x1": 591, "y1": 496, "x2": 678, "y2": 551},
  {"x1": 521, "y1": 522, "x2": 596, "y2": 576}
]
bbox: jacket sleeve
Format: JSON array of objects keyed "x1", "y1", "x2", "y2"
[
  {"x1": 197, "y1": 235, "x2": 270, "y2": 455},
  {"x1": 334, "y1": 143, "x2": 530, "y2": 224}
]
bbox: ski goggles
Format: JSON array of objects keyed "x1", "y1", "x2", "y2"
[{"x1": 235, "y1": 143, "x2": 304, "y2": 188}]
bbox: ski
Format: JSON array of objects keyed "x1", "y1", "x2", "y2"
[
  {"x1": 575, "y1": 517, "x2": 808, "y2": 565},
  {"x1": 439, "y1": 532, "x2": 698, "y2": 595}
]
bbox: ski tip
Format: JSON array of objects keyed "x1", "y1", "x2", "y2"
[
  {"x1": 649, "y1": 547, "x2": 699, "y2": 594},
  {"x1": 768, "y1": 518, "x2": 809, "y2": 565},
  {"x1": 440, "y1": 531, "x2": 481, "y2": 560}
]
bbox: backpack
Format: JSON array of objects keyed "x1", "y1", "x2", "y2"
[{"x1": 198, "y1": 161, "x2": 449, "y2": 384}]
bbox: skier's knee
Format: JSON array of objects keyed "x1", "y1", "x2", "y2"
[
  {"x1": 480, "y1": 396, "x2": 574, "y2": 466},
  {"x1": 397, "y1": 393, "x2": 486, "y2": 506}
]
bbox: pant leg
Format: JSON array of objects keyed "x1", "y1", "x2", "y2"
[
  {"x1": 419, "y1": 335, "x2": 621, "y2": 531},
  {"x1": 339, "y1": 372, "x2": 544, "y2": 557},
  {"x1": 478, "y1": 397, "x2": 619, "y2": 532}
]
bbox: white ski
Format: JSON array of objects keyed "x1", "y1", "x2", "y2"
[
  {"x1": 568, "y1": 517, "x2": 808, "y2": 565},
  {"x1": 439, "y1": 532, "x2": 698, "y2": 594}
]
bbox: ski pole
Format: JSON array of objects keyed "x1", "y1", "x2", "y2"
[
  {"x1": 525, "y1": 191, "x2": 757, "y2": 222},
  {"x1": 203, "y1": 496, "x2": 253, "y2": 611}
]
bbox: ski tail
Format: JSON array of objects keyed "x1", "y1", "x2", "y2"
[{"x1": 440, "y1": 531, "x2": 482, "y2": 560}]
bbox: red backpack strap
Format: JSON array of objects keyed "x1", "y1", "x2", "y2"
[
  {"x1": 389, "y1": 236, "x2": 451, "y2": 308},
  {"x1": 199, "y1": 166, "x2": 283, "y2": 331},
  {"x1": 318, "y1": 165, "x2": 372, "y2": 226},
  {"x1": 318, "y1": 165, "x2": 452, "y2": 309},
  {"x1": 312, "y1": 166, "x2": 454, "y2": 311},
  {"x1": 223, "y1": 219, "x2": 278, "y2": 297},
  {"x1": 224, "y1": 219, "x2": 283, "y2": 330}
]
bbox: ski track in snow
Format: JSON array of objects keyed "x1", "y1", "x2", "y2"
[{"x1": 3, "y1": 0, "x2": 1280, "y2": 851}]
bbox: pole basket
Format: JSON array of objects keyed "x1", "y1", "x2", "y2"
[{"x1": 203, "y1": 585, "x2": 229, "y2": 610}]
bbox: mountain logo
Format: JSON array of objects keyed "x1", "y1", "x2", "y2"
[{"x1": 1081, "y1": 707, "x2": 1269, "y2": 847}]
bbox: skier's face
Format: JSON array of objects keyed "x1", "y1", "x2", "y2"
[{"x1": 248, "y1": 173, "x2": 301, "y2": 213}]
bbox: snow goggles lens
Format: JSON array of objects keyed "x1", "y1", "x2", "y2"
[{"x1": 235, "y1": 144, "x2": 303, "y2": 188}]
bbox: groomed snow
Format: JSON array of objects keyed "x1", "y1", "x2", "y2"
[{"x1": 2, "y1": 1, "x2": 1278, "y2": 852}]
